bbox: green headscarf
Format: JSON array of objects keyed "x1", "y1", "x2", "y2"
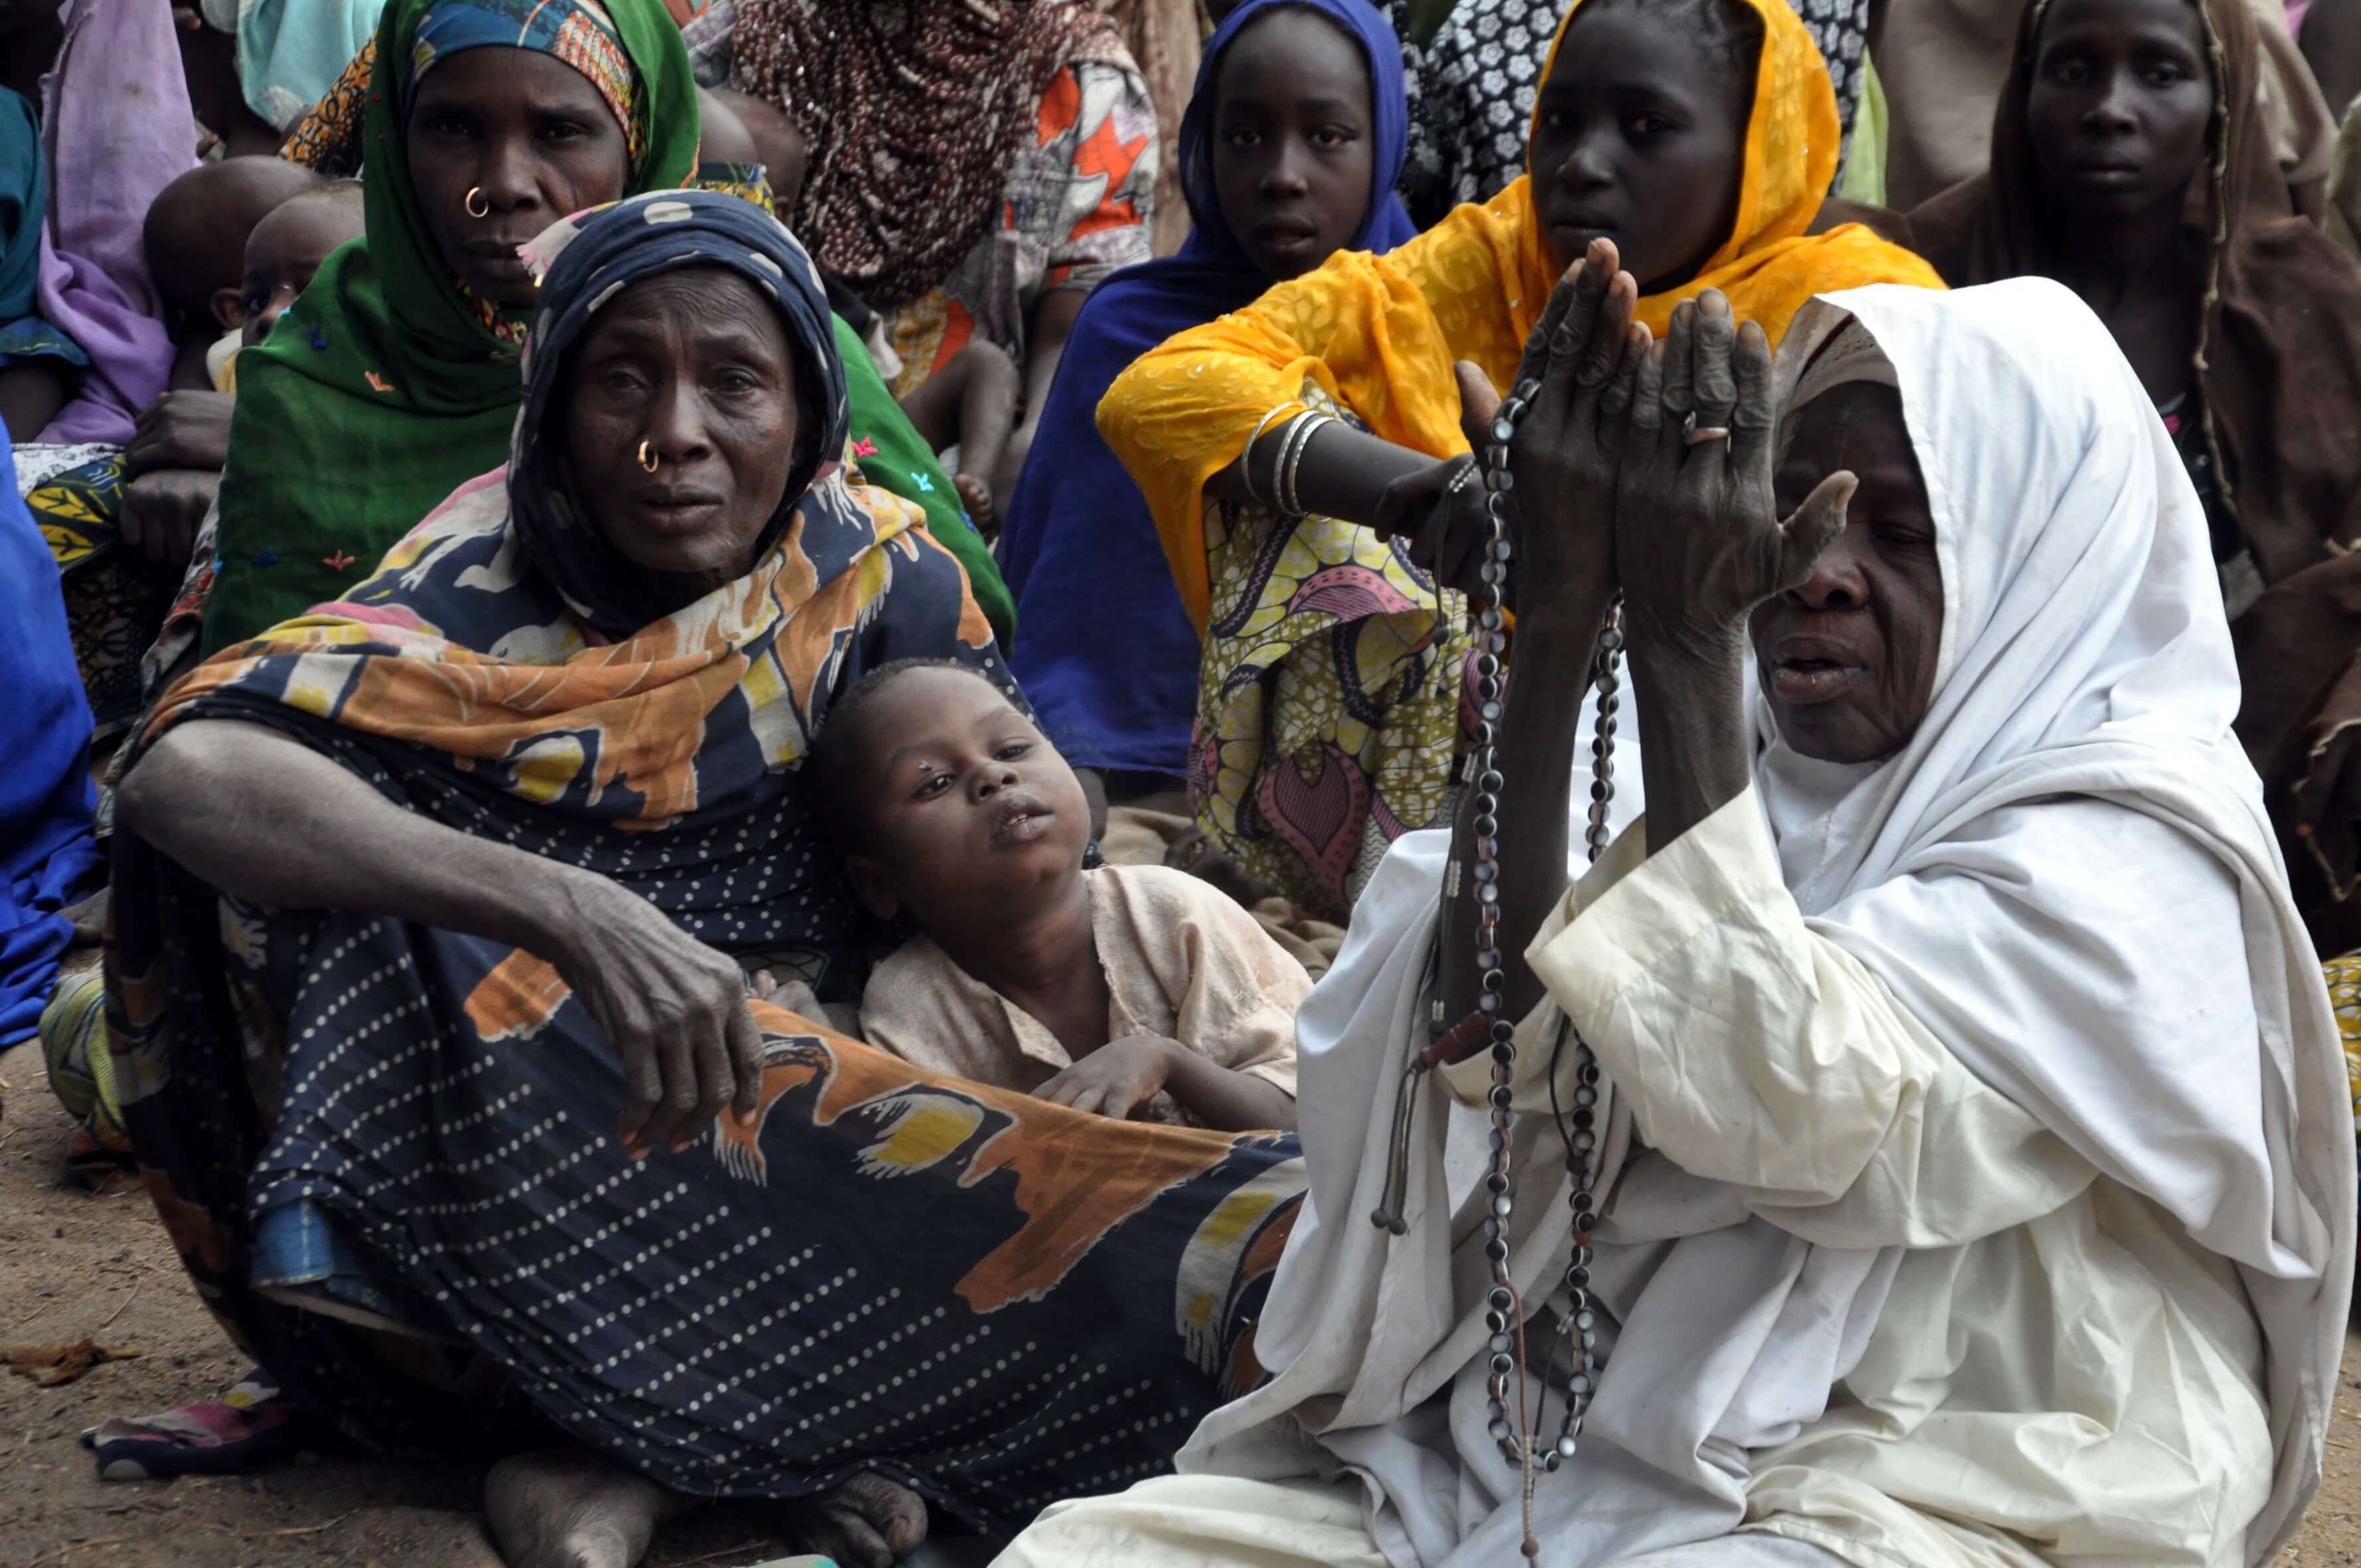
[{"x1": 201, "y1": 0, "x2": 699, "y2": 655}]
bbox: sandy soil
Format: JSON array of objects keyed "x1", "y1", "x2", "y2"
[{"x1": 2, "y1": 1030, "x2": 2357, "y2": 1568}]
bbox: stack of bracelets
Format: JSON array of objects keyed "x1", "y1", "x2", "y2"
[
  {"x1": 1361, "y1": 374, "x2": 1629, "y2": 1561},
  {"x1": 1238, "y1": 405, "x2": 1339, "y2": 517}
]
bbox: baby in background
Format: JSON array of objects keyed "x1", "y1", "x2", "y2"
[
  {"x1": 801, "y1": 659, "x2": 1306, "y2": 1131},
  {"x1": 118, "y1": 168, "x2": 365, "y2": 574}
]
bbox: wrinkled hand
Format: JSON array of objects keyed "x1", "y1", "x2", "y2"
[
  {"x1": 1615, "y1": 291, "x2": 1855, "y2": 650},
  {"x1": 124, "y1": 390, "x2": 234, "y2": 478},
  {"x1": 1030, "y1": 1033, "x2": 1177, "y2": 1119},
  {"x1": 548, "y1": 875, "x2": 766, "y2": 1157},
  {"x1": 1495, "y1": 238, "x2": 1645, "y2": 603},
  {"x1": 119, "y1": 468, "x2": 219, "y2": 573},
  {"x1": 2297, "y1": 724, "x2": 2361, "y2": 890}
]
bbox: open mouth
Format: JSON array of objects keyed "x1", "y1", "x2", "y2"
[
  {"x1": 1767, "y1": 655, "x2": 1865, "y2": 704},
  {"x1": 990, "y1": 795, "x2": 1053, "y2": 848},
  {"x1": 1763, "y1": 629, "x2": 1873, "y2": 705}
]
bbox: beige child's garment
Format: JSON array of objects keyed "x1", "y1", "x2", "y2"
[{"x1": 858, "y1": 863, "x2": 1307, "y2": 1121}]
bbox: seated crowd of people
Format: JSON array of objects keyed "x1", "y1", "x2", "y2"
[{"x1": 0, "y1": 0, "x2": 2354, "y2": 1565}]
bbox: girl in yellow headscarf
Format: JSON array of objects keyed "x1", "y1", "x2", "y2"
[{"x1": 1099, "y1": 0, "x2": 1939, "y2": 923}]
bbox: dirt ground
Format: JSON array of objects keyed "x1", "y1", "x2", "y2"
[{"x1": 2, "y1": 1031, "x2": 2358, "y2": 1568}]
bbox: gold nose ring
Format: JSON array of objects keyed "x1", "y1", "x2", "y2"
[
  {"x1": 637, "y1": 441, "x2": 660, "y2": 473},
  {"x1": 464, "y1": 186, "x2": 491, "y2": 219}
]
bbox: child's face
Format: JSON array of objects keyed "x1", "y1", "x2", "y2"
[
  {"x1": 1209, "y1": 7, "x2": 1377, "y2": 283},
  {"x1": 837, "y1": 667, "x2": 1092, "y2": 927},
  {"x1": 2026, "y1": 0, "x2": 2213, "y2": 222},
  {"x1": 230, "y1": 198, "x2": 364, "y2": 348},
  {"x1": 1526, "y1": 2, "x2": 1753, "y2": 293}
]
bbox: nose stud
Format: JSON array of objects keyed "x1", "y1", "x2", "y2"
[
  {"x1": 637, "y1": 441, "x2": 660, "y2": 473},
  {"x1": 464, "y1": 186, "x2": 491, "y2": 219}
]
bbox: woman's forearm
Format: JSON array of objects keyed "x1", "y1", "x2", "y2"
[
  {"x1": 1203, "y1": 420, "x2": 1433, "y2": 525},
  {"x1": 1629, "y1": 630, "x2": 1753, "y2": 855},
  {"x1": 116, "y1": 719, "x2": 588, "y2": 957},
  {"x1": 1437, "y1": 600, "x2": 1609, "y2": 1050}
]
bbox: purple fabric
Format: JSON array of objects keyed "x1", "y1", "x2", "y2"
[{"x1": 33, "y1": 0, "x2": 193, "y2": 445}]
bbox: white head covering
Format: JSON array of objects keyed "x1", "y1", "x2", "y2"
[{"x1": 1763, "y1": 277, "x2": 2354, "y2": 1561}]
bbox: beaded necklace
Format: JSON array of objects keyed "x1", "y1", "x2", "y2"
[{"x1": 1368, "y1": 378, "x2": 1625, "y2": 1560}]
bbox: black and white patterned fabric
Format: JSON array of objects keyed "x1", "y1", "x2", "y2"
[{"x1": 1392, "y1": 0, "x2": 1870, "y2": 230}]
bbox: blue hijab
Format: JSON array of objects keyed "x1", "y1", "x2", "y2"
[
  {"x1": 0, "y1": 428, "x2": 101, "y2": 1044},
  {"x1": 996, "y1": 0, "x2": 1419, "y2": 779}
]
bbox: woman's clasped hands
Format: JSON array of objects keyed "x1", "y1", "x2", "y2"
[{"x1": 1459, "y1": 238, "x2": 1860, "y2": 652}]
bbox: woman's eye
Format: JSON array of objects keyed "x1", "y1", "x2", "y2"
[
  {"x1": 1311, "y1": 125, "x2": 1355, "y2": 149},
  {"x1": 2141, "y1": 63, "x2": 2184, "y2": 85},
  {"x1": 2048, "y1": 58, "x2": 2091, "y2": 84},
  {"x1": 1626, "y1": 114, "x2": 1677, "y2": 138},
  {"x1": 540, "y1": 119, "x2": 589, "y2": 143},
  {"x1": 424, "y1": 114, "x2": 473, "y2": 138},
  {"x1": 1224, "y1": 127, "x2": 1261, "y2": 149},
  {"x1": 713, "y1": 370, "x2": 759, "y2": 395}
]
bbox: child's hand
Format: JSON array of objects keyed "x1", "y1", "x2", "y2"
[{"x1": 1030, "y1": 1034, "x2": 1179, "y2": 1119}]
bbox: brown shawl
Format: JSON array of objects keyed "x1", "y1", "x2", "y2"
[
  {"x1": 732, "y1": 0, "x2": 1131, "y2": 309},
  {"x1": 1906, "y1": 0, "x2": 2361, "y2": 953}
]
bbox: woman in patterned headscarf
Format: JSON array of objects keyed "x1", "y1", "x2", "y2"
[
  {"x1": 110, "y1": 191, "x2": 1307, "y2": 1568},
  {"x1": 716, "y1": 0, "x2": 1161, "y2": 501},
  {"x1": 188, "y1": 0, "x2": 701, "y2": 660}
]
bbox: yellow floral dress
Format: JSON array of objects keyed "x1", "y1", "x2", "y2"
[
  {"x1": 1187, "y1": 383, "x2": 1473, "y2": 923},
  {"x1": 2324, "y1": 952, "x2": 2361, "y2": 1186}
]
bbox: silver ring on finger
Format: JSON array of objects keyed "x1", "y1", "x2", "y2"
[{"x1": 1682, "y1": 410, "x2": 1732, "y2": 446}]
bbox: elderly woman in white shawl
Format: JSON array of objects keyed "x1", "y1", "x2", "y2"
[{"x1": 993, "y1": 256, "x2": 2356, "y2": 1568}]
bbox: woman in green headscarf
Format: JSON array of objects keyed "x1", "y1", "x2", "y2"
[{"x1": 195, "y1": 0, "x2": 701, "y2": 656}]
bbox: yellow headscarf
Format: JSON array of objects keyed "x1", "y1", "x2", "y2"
[{"x1": 1101, "y1": 0, "x2": 1943, "y2": 632}]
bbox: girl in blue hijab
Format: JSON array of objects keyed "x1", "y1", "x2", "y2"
[{"x1": 995, "y1": 0, "x2": 1418, "y2": 798}]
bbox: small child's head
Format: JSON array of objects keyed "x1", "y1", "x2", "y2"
[
  {"x1": 807, "y1": 661, "x2": 1090, "y2": 937},
  {"x1": 142, "y1": 157, "x2": 328, "y2": 333},
  {"x1": 232, "y1": 181, "x2": 365, "y2": 347}
]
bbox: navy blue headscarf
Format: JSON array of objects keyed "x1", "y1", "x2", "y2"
[
  {"x1": 509, "y1": 189, "x2": 851, "y2": 636},
  {"x1": 995, "y1": 0, "x2": 1419, "y2": 779}
]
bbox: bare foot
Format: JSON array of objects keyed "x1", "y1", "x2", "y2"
[
  {"x1": 953, "y1": 472, "x2": 995, "y2": 534},
  {"x1": 779, "y1": 1471, "x2": 928, "y2": 1568},
  {"x1": 483, "y1": 1447, "x2": 692, "y2": 1568}
]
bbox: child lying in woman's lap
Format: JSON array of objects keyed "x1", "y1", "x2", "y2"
[{"x1": 805, "y1": 659, "x2": 1305, "y2": 1131}]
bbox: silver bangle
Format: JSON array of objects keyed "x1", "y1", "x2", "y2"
[
  {"x1": 1238, "y1": 404, "x2": 1295, "y2": 507},
  {"x1": 1274, "y1": 412, "x2": 1313, "y2": 516},
  {"x1": 1278, "y1": 412, "x2": 1332, "y2": 518}
]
